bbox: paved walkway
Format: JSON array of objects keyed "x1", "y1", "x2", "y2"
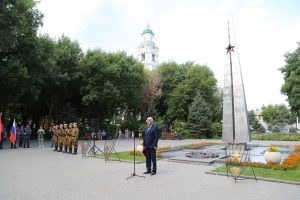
[{"x1": 0, "y1": 139, "x2": 299, "y2": 200}]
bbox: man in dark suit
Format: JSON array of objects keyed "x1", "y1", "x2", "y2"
[{"x1": 143, "y1": 117, "x2": 159, "y2": 175}]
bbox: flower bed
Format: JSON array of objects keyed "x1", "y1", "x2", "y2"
[{"x1": 226, "y1": 153, "x2": 300, "y2": 170}]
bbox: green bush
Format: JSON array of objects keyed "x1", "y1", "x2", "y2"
[
  {"x1": 251, "y1": 133, "x2": 300, "y2": 141},
  {"x1": 173, "y1": 119, "x2": 189, "y2": 136}
]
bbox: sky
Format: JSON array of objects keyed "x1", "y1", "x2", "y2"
[{"x1": 37, "y1": 0, "x2": 300, "y2": 110}]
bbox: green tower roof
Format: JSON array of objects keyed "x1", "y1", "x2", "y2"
[{"x1": 142, "y1": 27, "x2": 154, "y2": 35}]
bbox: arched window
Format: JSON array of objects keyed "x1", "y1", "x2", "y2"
[{"x1": 142, "y1": 53, "x2": 145, "y2": 61}]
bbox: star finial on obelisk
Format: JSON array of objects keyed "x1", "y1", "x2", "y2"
[{"x1": 226, "y1": 44, "x2": 235, "y2": 53}]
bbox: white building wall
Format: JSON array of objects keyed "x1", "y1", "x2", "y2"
[{"x1": 137, "y1": 25, "x2": 159, "y2": 70}]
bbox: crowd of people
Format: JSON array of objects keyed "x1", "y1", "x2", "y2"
[
  {"x1": 0, "y1": 122, "x2": 33, "y2": 149},
  {"x1": 117, "y1": 128, "x2": 141, "y2": 139},
  {"x1": 0, "y1": 119, "x2": 79, "y2": 155},
  {"x1": 51, "y1": 122, "x2": 79, "y2": 154}
]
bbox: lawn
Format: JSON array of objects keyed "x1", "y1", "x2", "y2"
[
  {"x1": 211, "y1": 165, "x2": 300, "y2": 183},
  {"x1": 98, "y1": 151, "x2": 146, "y2": 162}
]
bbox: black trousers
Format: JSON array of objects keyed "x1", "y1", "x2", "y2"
[
  {"x1": 0, "y1": 139, "x2": 3, "y2": 149},
  {"x1": 19, "y1": 135, "x2": 23, "y2": 147},
  {"x1": 145, "y1": 148, "x2": 157, "y2": 173},
  {"x1": 11, "y1": 142, "x2": 16, "y2": 149}
]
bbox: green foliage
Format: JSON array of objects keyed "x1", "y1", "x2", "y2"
[
  {"x1": 187, "y1": 94, "x2": 213, "y2": 138},
  {"x1": 280, "y1": 42, "x2": 300, "y2": 113},
  {"x1": 212, "y1": 165, "x2": 300, "y2": 183},
  {"x1": 0, "y1": 2, "x2": 225, "y2": 135},
  {"x1": 80, "y1": 50, "x2": 145, "y2": 119},
  {"x1": 172, "y1": 119, "x2": 189, "y2": 136},
  {"x1": 248, "y1": 110, "x2": 265, "y2": 133},
  {"x1": 120, "y1": 113, "x2": 140, "y2": 131},
  {"x1": 209, "y1": 122, "x2": 222, "y2": 137},
  {"x1": 0, "y1": 0, "x2": 43, "y2": 116},
  {"x1": 157, "y1": 61, "x2": 220, "y2": 122},
  {"x1": 251, "y1": 133, "x2": 300, "y2": 141},
  {"x1": 261, "y1": 104, "x2": 292, "y2": 131},
  {"x1": 154, "y1": 117, "x2": 164, "y2": 133}
]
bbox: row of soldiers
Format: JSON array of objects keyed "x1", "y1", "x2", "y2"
[{"x1": 53, "y1": 122, "x2": 79, "y2": 154}]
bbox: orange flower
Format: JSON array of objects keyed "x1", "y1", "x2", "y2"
[{"x1": 227, "y1": 153, "x2": 300, "y2": 171}]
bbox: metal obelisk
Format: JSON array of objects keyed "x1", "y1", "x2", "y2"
[{"x1": 222, "y1": 22, "x2": 250, "y2": 144}]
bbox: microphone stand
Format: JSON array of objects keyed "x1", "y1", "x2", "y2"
[{"x1": 126, "y1": 134, "x2": 145, "y2": 179}]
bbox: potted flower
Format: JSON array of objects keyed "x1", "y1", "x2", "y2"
[{"x1": 264, "y1": 145, "x2": 281, "y2": 164}]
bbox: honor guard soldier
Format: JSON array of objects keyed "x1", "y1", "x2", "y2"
[
  {"x1": 67, "y1": 123, "x2": 73, "y2": 154},
  {"x1": 53, "y1": 125, "x2": 59, "y2": 151},
  {"x1": 63, "y1": 123, "x2": 68, "y2": 153},
  {"x1": 71, "y1": 122, "x2": 79, "y2": 155},
  {"x1": 58, "y1": 124, "x2": 64, "y2": 152}
]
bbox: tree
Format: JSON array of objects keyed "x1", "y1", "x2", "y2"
[
  {"x1": 157, "y1": 61, "x2": 184, "y2": 116},
  {"x1": 36, "y1": 35, "x2": 83, "y2": 124},
  {"x1": 280, "y1": 42, "x2": 300, "y2": 114},
  {"x1": 261, "y1": 104, "x2": 291, "y2": 132},
  {"x1": 0, "y1": 0, "x2": 43, "y2": 118},
  {"x1": 252, "y1": 119, "x2": 264, "y2": 133},
  {"x1": 139, "y1": 70, "x2": 162, "y2": 117},
  {"x1": 80, "y1": 50, "x2": 145, "y2": 119},
  {"x1": 210, "y1": 122, "x2": 222, "y2": 137},
  {"x1": 248, "y1": 110, "x2": 264, "y2": 132},
  {"x1": 187, "y1": 94, "x2": 213, "y2": 138},
  {"x1": 0, "y1": 0, "x2": 42, "y2": 60},
  {"x1": 157, "y1": 61, "x2": 220, "y2": 121}
]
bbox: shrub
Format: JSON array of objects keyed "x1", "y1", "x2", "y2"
[{"x1": 251, "y1": 133, "x2": 300, "y2": 141}]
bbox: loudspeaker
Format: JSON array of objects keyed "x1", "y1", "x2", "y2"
[{"x1": 90, "y1": 118, "x2": 99, "y2": 133}]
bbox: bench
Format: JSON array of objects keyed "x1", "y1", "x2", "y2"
[{"x1": 161, "y1": 132, "x2": 175, "y2": 139}]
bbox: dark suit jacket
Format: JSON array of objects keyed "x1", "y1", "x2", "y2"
[{"x1": 143, "y1": 125, "x2": 158, "y2": 149}]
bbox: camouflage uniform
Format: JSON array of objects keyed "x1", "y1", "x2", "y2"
[
  {"x1": 63, "y1": 124, "x2": 69, "y2": 153},
  {"x1": 70, "y1": 123, "x2": 79, "y2": 155},
  {"x1": 53, "y1": 125, "x2": 59, "y2": 151},
  {"x1": 67, "y1": 123, "x2": 73, "y2": 154},
  {"x1": 58, "y1": 124, "x2": 64, "y2": 152}
]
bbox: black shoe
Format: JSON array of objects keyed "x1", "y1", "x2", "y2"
[
  {"x1": 151, "y1": 172, "x2": 156, "y2": 175},
  {"x1": 143, "y1": 171, "x2": 151, "y2": 174}
]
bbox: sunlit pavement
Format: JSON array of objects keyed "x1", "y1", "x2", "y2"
[{"x1": 0, "y1": 139, "x2": 299, "y2": 200}]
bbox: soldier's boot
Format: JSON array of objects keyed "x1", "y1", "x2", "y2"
[
  {"x1": 68, "y1": 147, "x2": 72, "y2": 154},
  {"x1": 59, "y1": 145, "x2": 62, "y2": 152},
  {"x1": 63, "y1": 146, "x2": 67, "y2": 153},
  {"x1": 73, "y1": 147, "x2": 77, "y2": 155},
  {"x1": 53, "y1": 145, "x2": 57, "y2": 151}
]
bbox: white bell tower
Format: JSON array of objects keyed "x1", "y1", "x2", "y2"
[{"x1": 137, "y1": 24, "x2": 159, "y2": 70}]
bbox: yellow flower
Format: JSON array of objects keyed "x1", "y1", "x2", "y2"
[{"x1": 267, "y1": 145, "x2": 280, "y2": 152}]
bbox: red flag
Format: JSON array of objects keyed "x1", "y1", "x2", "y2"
[
  {"x1": 0, "y1": 114, "x2": 2, "y2": 141},
  {"x1": 10, "y1": 119, "x2": 16, "y2": 144}
]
